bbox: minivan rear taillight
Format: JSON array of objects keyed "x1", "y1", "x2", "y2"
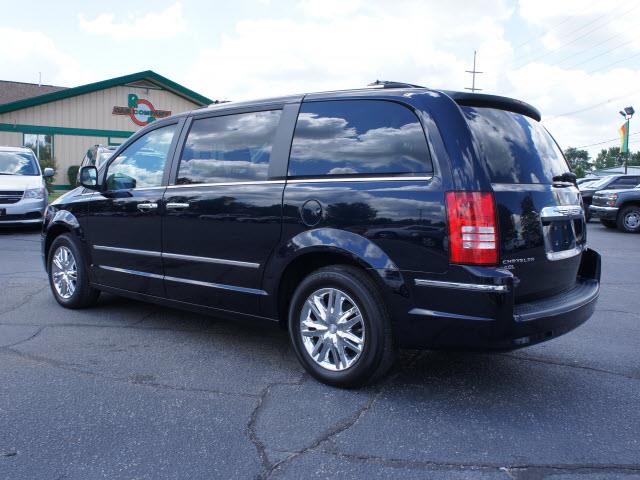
[{"x1": 445, "y1": 191, "x2": 498, "y2": 265}]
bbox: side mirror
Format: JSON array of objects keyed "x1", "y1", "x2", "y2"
[
  {"x1": 43, "y1": 167, "x2": 54, "y2": 178},
  {"x1": 79, "y1": 166, "x2": 100, "y2": 190}
]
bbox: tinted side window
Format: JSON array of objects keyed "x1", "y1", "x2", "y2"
[
  {"x1": 106, "y1": 124, "x2": 176, "y2": 190},
  {"x1": 288, "y1": 100, "x2": 431, "y2": 177},
  {"x1": 609, "y1": 177, "x2": 639, "y2": 189},
  {"x1": 177, "y1": 110, "x2": 282, "y2": 184}
]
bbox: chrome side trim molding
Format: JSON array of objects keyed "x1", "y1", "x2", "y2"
[
  {"x1": 162, "y1": 252, "x2": 260, "y2": 269},
  {"x1": 287, "y1": 176, "x2": 433, "y2": 184},
  {"x1": 97, "y1": 265, "x2": 267, "y2": 296},
  {"x1": 167, "y1": 180, "x2": 285, "y2": 189},
  {"x1": 98, "y1": 265, "x2": 164, "y2": 279},
  {"x1": 163, "y1": 275, "x2": 267, "y2": 296},
  {"x1": 93, "y1": 245, "x2": 259, "y2": 268},
  {"x1": 414, "y1": 278, "x2": 508, "y2": 293},
  {"x1": 409, "y1": 308, "x2": 494, "y2": 322},
  {"x1": 93, "y1": 245, "x2": 161, "y2": 257}
]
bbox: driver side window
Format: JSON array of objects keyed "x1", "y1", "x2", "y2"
[{"x1": 106, "y1": 124, "x2": 176, "y2": 190}]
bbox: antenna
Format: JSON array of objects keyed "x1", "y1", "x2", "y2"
[
  {"x1": 465, "y1": 51, "x2": 483, "y2": 93},
  {"x1": 38, "y1": 72, "x2": 42, "y2": 87}
]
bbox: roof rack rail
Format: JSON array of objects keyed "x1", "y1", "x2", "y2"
[{"x1": 368, "y1": 80, "x2": 425, "y2": 89}]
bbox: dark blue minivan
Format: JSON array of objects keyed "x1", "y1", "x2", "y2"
[{"x1": 42, "y1": 83, "x2": 600, "y2": 387}]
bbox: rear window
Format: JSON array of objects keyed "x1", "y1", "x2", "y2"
[
  {"x1": 463, "y1": 106, "x2": 569, "y2": 184},
  {"x1": 288, "y1": 100, "x2": 432, "y2": 177}
]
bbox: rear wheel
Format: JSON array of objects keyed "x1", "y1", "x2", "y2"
[
  {"x1": 600, "y1": 219, "x2": 617, "y2": 229},
  {"x1": 288, "y1": 265, "x2": 395, "y2": 388},
  {"x1": 617, "y1": 205, "x2": 640, "y2": 233},
  {"x1": 48, "y1": 234, "x2": 100, "y2": 308}
]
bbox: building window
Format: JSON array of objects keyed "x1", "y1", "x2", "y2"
[{"x1": 24, "y1": 134, "x2": 53, "y2": 165}]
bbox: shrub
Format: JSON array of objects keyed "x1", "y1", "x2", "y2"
[{"x1": 67, "y1": 165, "x2": 80, "y2": 188}]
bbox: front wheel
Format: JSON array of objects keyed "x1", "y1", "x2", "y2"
[
  {"x1": 48, "y1": 234, "x2": 100, "y2": 308},
  {"x1": 288, "y1": 265, "x2": 395, "y2": 388},
  {"x1": 617, "y1": 205, "x2": 640, "y2": 233}
]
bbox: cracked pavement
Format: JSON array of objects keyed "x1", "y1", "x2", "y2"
[{"x1": 0, "y1": 224, "x2": 639, "y2": 479}]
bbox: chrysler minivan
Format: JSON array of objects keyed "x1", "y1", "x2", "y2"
[{"x1": 41, "y1": 83, "x2": 601, "y2": 387}]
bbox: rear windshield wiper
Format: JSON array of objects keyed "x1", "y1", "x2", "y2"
[{"x1": 553, "y1": 172, "x2": 577, "y2": 185}]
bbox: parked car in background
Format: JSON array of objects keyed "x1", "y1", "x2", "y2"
[
  {"x1": 41, "y1": 84, "x2": 600, "y2": 387},
  {"x1": 590, "y1": 185, "x2": 640, "y2": 233},
  {"x1": 579, "y1": 174, "x2": 640, "y2": 221},
  {"x1": 577, "y1": 177, "x2": 598, "y2": 187},
  {"x1": 0, "y1": 146, "x2": 53, "y2": 225},
  {"x1": 80, "y1": 145, "x2": 118, "y2": 171}
]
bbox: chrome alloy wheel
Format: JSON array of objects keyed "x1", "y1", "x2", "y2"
[
  {"x1": 51, "y1": 246, "x2": 77, "y2": 299},
  {"x1": 299, "y1": 288, "x2": 366, "y2": 371},
  {"x1": 624, "y1": 210, "x2": 640, "y2": 230}
]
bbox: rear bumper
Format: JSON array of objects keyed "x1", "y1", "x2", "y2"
[
  {"x1": 589, "y1": 205, "x2": 618, "y2": 220},
  {"x1": 394, "y1": 248, "x2": 601, "y2": 350}
]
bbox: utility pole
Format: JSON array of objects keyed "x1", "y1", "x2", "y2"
[{"x1": 465, "y1": 50, "x2": 483, "y2": 93}]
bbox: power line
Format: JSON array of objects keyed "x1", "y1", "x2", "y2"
[
  {"x1": 544, "y1": 29, "x2": 628, "y2": 68},
  {"x1": 512, "y1": 50, "x2": 640, "y2": 100},
  {"x1": 574, "y1": 131, "x2": 640, "y2": 149},
  {"x1": 511, "y1": 0, "x2": 604, "y2": 52},
  {"x1": 513, "y1": 2, "x2": 637, "y2": 68},
  {"x1": 563, "y1": 37, "x2": 636, "y2": 70},
  {"x1": 585, "y1": 50, "x2": 640, "y2": 75},
  {"x1": 546, "y1": 88, "x2": 640, "y2": 119}
]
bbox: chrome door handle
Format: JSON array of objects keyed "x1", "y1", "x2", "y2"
[
  {"x1": 137, "y1": 202, "x2": 158, "y2": 211},
  {"x1": 166, "y1": 202, "x2": 190, "y2": 209}
]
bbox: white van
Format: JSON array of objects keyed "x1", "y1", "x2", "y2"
[{"x1": 0, "y1": 146, "x2": 53, "y2": 225}]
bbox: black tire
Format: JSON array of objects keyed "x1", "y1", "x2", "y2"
[
  {"x1": 600, "y1": 219, "x2": 617, "y2": 229},
  {"x1": 616, "y1": 205, "x2": 640, "y2": 233},
  {"x1": 288, "y1": 265, "x2": 395, "y2": 388},
  {"x1": 47, "y1": 234, "x2": 100, "y2": 308}
]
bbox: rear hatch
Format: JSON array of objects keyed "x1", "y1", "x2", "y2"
[{"x1": 463, "y1": 106, "x2": 585, "y2": 302}]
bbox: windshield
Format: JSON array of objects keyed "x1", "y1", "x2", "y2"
[
  {"x1": 463, "y1": 107, "x2": 569, "y2": 184},
  {"x1": 582, "y1": 177, "x2": 610, "y2": 190},
  {"x1": 0, "y1": 151, "x2": 40, "y2": 176}
]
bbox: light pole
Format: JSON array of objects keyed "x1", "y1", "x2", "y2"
[{"x1": 619, "y1": 106, "x2": 634, "y2": 174}]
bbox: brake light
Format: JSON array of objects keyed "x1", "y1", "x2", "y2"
[{"x1": 446, "y1": 191, "x2": 498, "y2": 265}]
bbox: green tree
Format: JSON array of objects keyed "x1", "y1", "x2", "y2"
[
  {"x1": 563, "y1": 147, "x2": 591, "y2": 178},
  {"x1": 594, "y1": 147, "x2": 623, "y2": 170}
]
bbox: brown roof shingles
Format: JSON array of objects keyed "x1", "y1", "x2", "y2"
[{"x1": 0, "y1": 80, "x2": 67, "y2": 106}]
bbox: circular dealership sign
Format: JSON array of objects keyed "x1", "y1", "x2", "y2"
[{"x1": 112, "y1": 94, "x2": 172, "y2": 126}]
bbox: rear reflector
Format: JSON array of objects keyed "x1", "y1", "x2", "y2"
[{"x1": 446, "y1": 192, "x2": 498, "y2": 265}]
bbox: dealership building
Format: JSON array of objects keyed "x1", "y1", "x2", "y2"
[{"x1": 0, "y1": 71, "x2": 212, "y2": 188}]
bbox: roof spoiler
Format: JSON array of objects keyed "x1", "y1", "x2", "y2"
[{"x1": 441, "y1": 90, "x2": 542, "y2": 122}]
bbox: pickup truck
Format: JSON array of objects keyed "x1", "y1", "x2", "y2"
[{"x1": 590, "y1": 186, "x2": 640, "y2": 233}]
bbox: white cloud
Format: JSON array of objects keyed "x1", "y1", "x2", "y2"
[
  {"x1": 78, "y1": 3, "x2": 186, "y2": 39},
  {"x1": 298, "y1": 0, "x2": 364, "y2": 18},
  {"x1": 186, "y1": 1, "x2": 512, "y2": 101},
  {"x1": 0, "y1": 27, "x2": 89, "y2": 86}
]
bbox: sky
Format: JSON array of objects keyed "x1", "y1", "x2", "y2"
[{"x1": 2, "y1": 0, "x2": 640, "y2": 158}]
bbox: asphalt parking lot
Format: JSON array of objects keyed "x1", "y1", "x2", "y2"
[{"x1": 0, "y1": 224, "x2": 638, "y2": 480}]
